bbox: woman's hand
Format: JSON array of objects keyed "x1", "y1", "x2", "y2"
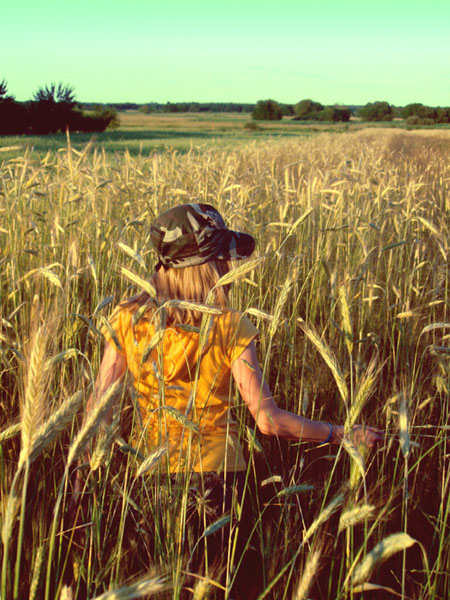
[{"x1": 331, "y1": 424, "x2": 384, "y2": 449}]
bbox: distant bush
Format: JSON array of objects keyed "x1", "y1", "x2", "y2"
[
  {"x1": 252, "y1": 99, "x2": 283, "y2": 121},
  {"x1": 244, "y1": 121, "x2": 262, "y2": 131},
  {"x1": 405, "y1": 115, "x2": 420, "y2": 125},
  {"x1": 91, "y1": 106, "x2": 120, "y2": 130},
  {"x1": 166, "y1": 102, "x2": 181, "y2": 113},
  {"x1": 280, "y1": 103, "x2": 295, "y2": 116},
  {"x1": 357, "y1": 101, "x2": 394, "y2": 121},
  {"x1": 139, "y1": 104, "x2": 154, "y2": 114},
  {"x1": 436, "y1": 107, "x2": 450, "y2": 123},
  {"x1": 316, "y1": 107, "x2": 334, "y2": 121},
  {"x1": 405, "y1": 115, "x2": 436, "y2": 126},
  {"x1": 335, "y1": 107, "x2": 351, "y2": 122},
  {"x1": 317, "y1": 107, "x2": 351, "y2": 122},
  {"x1": 293, "y1": 99, "x2": 324, "y2": 120},
  {"x1": 292, "y1": 100, "x2": 351, "y2": 122},
  {"x1": 401, "y1": 103, "x2": 436, "y2": 120},
  {"x1": 401, "y1": 104, "x2": 450, "y2": 124}
]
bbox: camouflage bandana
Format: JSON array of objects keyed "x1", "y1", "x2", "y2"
[{"x1": 150, "y1": 203, "x2": 255, "y2": 269}]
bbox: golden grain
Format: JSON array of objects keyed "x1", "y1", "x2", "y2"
[{"x1": 351, "y1": 533, "x2": 416, "y2": 585}]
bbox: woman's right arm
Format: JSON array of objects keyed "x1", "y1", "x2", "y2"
[
  {"x1": 71, "y1": 343, "x2": 127, "y2": 508},
  {"x1": 86, "y1": 342, "x2": 127, "y2": 416}
]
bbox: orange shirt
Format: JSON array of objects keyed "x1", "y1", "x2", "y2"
[{"x1": 101, "y1": 306, "x2": 259, "y2": 472}]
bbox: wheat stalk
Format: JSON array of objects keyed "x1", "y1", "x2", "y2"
[
  {"x1": 192, "y1": 576, "x2": 213, "y2": 600},
  {"x1": 287, "y1": 208, "x2": 314, "y2": 237},
  {"x1": 29, "y1": 545, "x2": 44, "y2": 600},
  {"x1": 214, "y1": 256, "x2": 264, "y2": 287},
  {"x1": 293, "y1": 547, "x2": 321, "y2": 600},
  {"x1": 135, "y1": 445, "x2": 168, "y2": 477},
  {"x1": 121, "y1": 267, "x2": 156, "y2": 297},
  {"x1": 268, "y1": 272, "x2": 293, "y2": 339},
  {"x1": 421, "y1": 322, "x2": 450, "y2": 335},
  {"x1": 67, "y1": 381, "x2": 121, "y2": 465},
  {"x1": 297, "y1": 318, "x2": 348, "y2": 405},
  {"x1": 338, "y1": 504, "x2": 376, "y2": 532},
  {"x1": 0, "y1": 423, "x2": 21, "y2": 444},
  {"x1": 245, "y1": 307, "x2": 273, "y2": 322},
  {"x1": 24, "y1": 391, "x2": 83, "y2": 467},
  {"x1": 151, "y1": 405, "x2": 200, "y2": 433},
  {"x1": 1, "y1": 488, "x2": 20, "y2": 546},
  {"x1": 398, "y1": 393, "x2": 410, "y2": 459},
  {"x1": 302, "y1": 493, "x2": 344, "y2": 546},
  {"x1": 338, "y1": 283, "x2": 353, "y2": 355},
  {"x1": 59, "y1": 586, "x2": 73, "y2": 600},
  {"x1": 342, "y1": 437, "x2": 367, "y2": 493},
  {"x1": 162, "y1": 299, "x2": 223, "y2": 316},
  {"x1": 90, "y1": 417, "x2": 120, "y2": 471},
  {"x1": 142, "y1": 329, "x2": 166, "y2": 363},
  {"x1": 347, "y1": 356, "x2": 380, "y2": 429},
  {"x1": 117, "y1": 241, "x2": 146, "y2": 270},
  {"x1": 19, "y1": 326, "x2": 49, "y2": 468},
  {"x1": 351, "y1": 533, "x2": 416, "y2": 586},
  {"x1": 89, "y1": 576, "x2": 168, "y2": 600}
]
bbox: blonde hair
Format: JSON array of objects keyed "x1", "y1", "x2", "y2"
[{"x1": 124, "y1": 259, "x2": 231, "y2": 326}]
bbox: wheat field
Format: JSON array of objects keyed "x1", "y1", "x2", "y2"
[{"x1": 1, "y1": 128, "x2": 450, "y2": 599}]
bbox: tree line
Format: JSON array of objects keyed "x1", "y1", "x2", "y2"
[
  {"x1": 2, "y1": 80, "x2": 450, "y2": 134},
  {"x1": 0, "y1": 81, "x2": 119, "y2": 135},
  {"x1": 119, "y1": 99, "x2": 450, "y2": 124},
  {"x1": 138, "y1": 101, "x2": 255, "y2": 114},
  {"x1": 252, "y1": 99, "x2": 450, "y2": 124}
]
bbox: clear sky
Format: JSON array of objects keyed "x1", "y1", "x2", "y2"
[{"x1": 2, "y1": 0, "x2": 449, "y2": 106}]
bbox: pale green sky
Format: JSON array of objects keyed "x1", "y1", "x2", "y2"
[{"x1": 2, "y1": 0, "x2": 449, "y2": 106}]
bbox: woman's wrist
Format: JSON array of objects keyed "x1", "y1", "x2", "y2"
[
  {"x1": 316, "y1": 423, "x2": 333, "y2": 445},
  {"x1": 323, "y1": 423, "x2": 333, "y2": 444},
  {"x1": 320, "y1": 423, "x2": 345, "y2": 445}
]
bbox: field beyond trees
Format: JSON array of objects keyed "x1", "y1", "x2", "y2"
[{"x1": 1, "y1": 127, "x2": 450, "y2": 599}]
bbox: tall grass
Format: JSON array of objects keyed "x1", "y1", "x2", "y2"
[{"x1": 1, "y1": 129, "x2": 450, "y2": 598}]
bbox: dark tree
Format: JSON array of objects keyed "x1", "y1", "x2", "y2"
[
  {"x1": 91, "y1": 106, "x2": 120, "y2": 130},
  {"x1": 0, "y1": 79, "x2": 11, "y2": 101},
  {"x1": 280, "y1": 103, "x2": 295, "y2": 116},
  {"x1": 0, "y1": 81, "x2": 119, "y2": 134},
  {"x1": 357, "y1": 101, "x2": 394, "y2": 121},
  {"x1": 293, "y1": 99, "x2": 324, "y2": 120},
  {"x1": 435, "y1": 107, "x2": 450, "y2": 123},
  {"x1": 0, "y1": 79, "x2": 28, "y2": 134},
  {"x1": 32, "y1": 82, "x2": 76, "y2": 106},
  {"x1": 29, "y1": 83, "x2": 78, "y2": 133},
  {"x1": 252, "y1": 99, "x2": 283, "y2": 121},
  {"x1": 401, "y1": 103, "x2": 436, "y2": 120},
  {"x1": 28, "y1": 83, "x2": 119, "y2": 133},
  {"x1": 316, "y1": 107, "x2": 351, "y2": 122}
]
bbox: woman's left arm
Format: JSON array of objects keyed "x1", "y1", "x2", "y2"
[{"x1": 232, "y1": 341, "x2": 383, "y2": 448}]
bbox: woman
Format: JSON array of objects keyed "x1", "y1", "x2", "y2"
[
  {"x1": 95, "y1": 203, "x2": 381, "y2": 454},
  {"x1": 79, "y1": 203, "x2": 382, "y2": 594}
]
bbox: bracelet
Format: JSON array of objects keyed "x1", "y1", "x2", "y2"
[{"x1": 322, "y1": 423, "x2": 333, "y2": 445}]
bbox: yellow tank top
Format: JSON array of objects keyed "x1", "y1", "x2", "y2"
[{"x1": 101, "y1": 305, "x2": 259, "y2": 472}]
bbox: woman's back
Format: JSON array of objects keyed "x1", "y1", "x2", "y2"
[{"x1": 102, "y1": 305, "x2": 258, "y2": 471}]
